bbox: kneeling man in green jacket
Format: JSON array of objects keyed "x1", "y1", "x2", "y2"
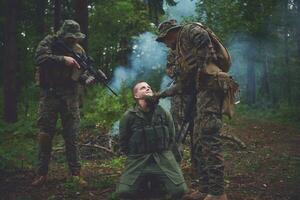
[{"x1": 116, "y1": 81, "x2": 188, "y2": 199}]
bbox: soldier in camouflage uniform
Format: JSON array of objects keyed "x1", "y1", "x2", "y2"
[
  {"x1": 115, "y1": 81, "x2": 187, "y2": 199},
  {"x1": 32, "y1": 20, "x2": 94, "y2": 186},
  {"x1": 156, "y1": 20, "x2": 232, "y2": 200},
  {"x1": 166, "y1": 49, "x2": 194, "y2": 163}
]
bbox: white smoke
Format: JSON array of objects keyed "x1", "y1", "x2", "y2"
[
  {"x1": 109, "y1": 120, "x2": 120, "y2": 136},
  {"x1": 109, "y1": 1, "x2": 198, "y2": 135},
  {"x1": 158, "y1": 75, "x2": 172, "y2": 111},
  {"x1": 164, "y1": 0, "x2": 197, "y2": 22},
  {"x1": 109, "y1": 32, "x2": 168, "y2": 91}
]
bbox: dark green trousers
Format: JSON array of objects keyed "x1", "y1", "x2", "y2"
[{"x1": 116, "y1": 158, "x2": 187, "y2": 199}]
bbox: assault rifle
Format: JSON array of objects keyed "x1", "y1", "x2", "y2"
[
  {"x1": 54, "y1": 40, "x2": 118, "y2": 96},
  {"x1": 175, "y1": 94, "x2": 197, "y2": 145}
]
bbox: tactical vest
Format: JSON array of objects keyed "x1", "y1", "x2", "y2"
[
  {"x1": 128, "y1": 106, "x2": 171, "y2": 155},
  {"x1": 36, "y1": 36, "x2": 84, "y2": 89}
]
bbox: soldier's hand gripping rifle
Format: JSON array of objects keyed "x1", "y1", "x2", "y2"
[{"x1": 54, "y1": 40, "x2": 118, "y2": 96}]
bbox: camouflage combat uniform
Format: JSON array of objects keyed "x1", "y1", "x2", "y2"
[
  {"x1": 116, "y1": 105, "x2": 187, "y2": 199},
  {"x1": 35, "y1": 20, "x2": 88, "y2": 176},
  {"x1": 166, "y1": 50, "x2": 194, "y2": 163},
  {"x1": 157, "y1": 21, "x2": 229, "y2": 195}
]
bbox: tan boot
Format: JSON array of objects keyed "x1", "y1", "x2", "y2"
[
  {"x1": 31, "y1": 175, "x2": 47, "y2": 186},
  {"x1": 204, "y1": 193, "x2": 228, "y2": 200}
]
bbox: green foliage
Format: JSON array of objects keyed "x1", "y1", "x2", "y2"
[
  {"x1": 196, "y1": 0, "x2": 300, "y2": 107},
  {"x1": 81, "y1": 86, "x2": 134, "y2": 131},
  {"x1": 196, "y1": 0, "x2": 282, "y2": 40},
  {"x1": 0, "y1": 136, "x2": 36, "y2": 170},
  {"x1": 89, "y1": 0, "x2": 151, "y2": 73},
  {"x1": 89, "y1": 156, "x2": 125, "y2": 191},
  {"x1": 64, "y1": 176, "x2": 87, "y2": 197},
  {"x1": 233, "y1": 103, "x2": 300, "y2": 128},
  {"x1": 99, "y1": 156, "x2": 126, "y2": 170}
]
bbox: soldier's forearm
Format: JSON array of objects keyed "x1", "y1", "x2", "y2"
[
  {"x1": 36, "y1": 54, "x2": 65, "y2": 66},
  {"x1": 160, "y1": 82, "x2": 182, "y2": 97}
]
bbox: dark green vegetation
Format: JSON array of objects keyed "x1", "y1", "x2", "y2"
[{"x1": 0, "y1": 0, "x2": 299, "y2": 199}]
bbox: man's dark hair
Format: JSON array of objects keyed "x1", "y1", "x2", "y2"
[{"x1": 131, "y1": 80, "x2": 146, "y2": 97}]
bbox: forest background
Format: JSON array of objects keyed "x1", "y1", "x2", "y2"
[{"x1": 0, "y1": 0, "x2": 299, "y2": 199}]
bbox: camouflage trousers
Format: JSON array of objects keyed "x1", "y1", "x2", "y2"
[
  {"x1": 192, "y1": 87, "x2": 225, "y2": 195},
  {"x1": 170, "y1": 94, "x2": 187, "y2": 162},
  {"x1": 36, "y1": 88, "x2": 81, "y2": 176},
  {"x1": 170, "y1": 94, "x2": 195, "y2": 163}
]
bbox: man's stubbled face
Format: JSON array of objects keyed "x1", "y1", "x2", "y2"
[{"x1": 134, "y1": 82, "x2": 153, "y2": 99}]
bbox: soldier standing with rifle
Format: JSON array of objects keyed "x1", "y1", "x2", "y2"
[
  {"x1": 155, "y1": 20, "x2": 239, "y2": 200},
  {"x1": 32, "y1": 20, "x2": 97, "y2": 186}
]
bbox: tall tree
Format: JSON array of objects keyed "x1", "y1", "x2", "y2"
[
  {"x1": 147, "y1": 0, "x2": 176, "y2": 25},
  {"x1": 284, "y1": 0, "x2": 292, "y2": 104},
  {"x1": 75, "y1": 0, "x2": 88, "y2": 50},
  {"x1": 54, "y1": 0, "x2": 62, "y2": 31},
  {"x1": 295, "y1": 0, "x2": 300, "y2": 60},
  {"x1": 36, "y1": 0, "x2": 47, "y2": 37},
  {"x1": 3, "y1": 0, "x2": 18, "y2": 123},
  {"x1": 246, "y1": 44, "x2": 256, "y2": 105}
]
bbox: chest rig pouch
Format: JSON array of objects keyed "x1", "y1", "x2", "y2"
[
  {"x1": 129, "y1": 107, "x2": 170, "y2": 154},
  {"x1": 199, "y1": 65, "x2": 239, "y2": 119}
]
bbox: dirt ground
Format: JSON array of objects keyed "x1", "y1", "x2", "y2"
[{"x1": 1, "y1": 115, "x2": 299, "y2": 200}]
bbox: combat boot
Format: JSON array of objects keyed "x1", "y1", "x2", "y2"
[
  {"x1": 203, "y1": 193, "x2": 228, "y2": 200},
  {"x1": 31, "y1": 175, "x2": 47, "y2": 186}
]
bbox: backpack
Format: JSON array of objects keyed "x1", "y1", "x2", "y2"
[{"x1": 193, "y1": 22, "x2": 232, "y2": 72}]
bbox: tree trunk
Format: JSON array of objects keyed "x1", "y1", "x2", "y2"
[
  {"x1": 75, "y1": 0, "x2": 88, "y2": 50},
  {"x1": 3, "y1": 0, "x2": 18, "y2": 123},
  {"x1": 295, "y1": 0, "x2": 300, "y2": 62},
  {"x1": 118, "y1": 38, "x2": 129, "y2": 66},
  {"x1": 147, "y1": 0, "x2": 162, "y2": 25},
  {"x1": 36, "y1": 0, "x2": 46, "y2": 36},
  {"x1": 74, "y1": 0, "x2": 89, "y2": 108},
  {"x1": 284, "y1": 0, "x2": 292, "y2": 104},
  {"x1": 54, "y1": 0, "x2": 62, "y2": 32},
  {"x1": 246, "y1": 44, "x2": 256, "y2": 105},
  {"x1": 260, "y1": 53, "x2": 271, "y2": 101}
]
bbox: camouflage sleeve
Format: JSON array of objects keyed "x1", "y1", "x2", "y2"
[
  {"x1": 165, "y1": 110, "x2": 175, "y2": 148},
  {"x1": 159, "y1": 81, "x2": 182, "y2": 97},
  {"x1": 166, "y1": 50, "x2": 176, "y2": 78},
  {"x1": 119, "y1": 111, "x2": 132, "y2": 155},
  {"x1": 35, "y1": 35, "x2": 65, "y2": 66},
  {"x1": 166, "y1": 49, "x2": 176, "y2": 69},
  {"x1": 188, "y1": 25, "x2": 217, "y2": 70}
]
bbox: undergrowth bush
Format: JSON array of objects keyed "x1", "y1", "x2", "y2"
[
  {"x1": 81, "y1": 85, "x2": 134, "y2": 131},
  {"x1": 233, "y1": 103, "x2": 300, "y2": 127}
]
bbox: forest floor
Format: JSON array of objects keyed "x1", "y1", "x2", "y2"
[{"x1": 1, "y1": 114, "x2": 300, "y2": 200}]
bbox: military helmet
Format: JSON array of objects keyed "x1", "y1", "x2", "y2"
[
  {"x1": 156, "y1": 19, "x2": 182, "y2": 42},
  {"x1": 57, "y1": 20, "x2": 86, "y2": 39}
]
